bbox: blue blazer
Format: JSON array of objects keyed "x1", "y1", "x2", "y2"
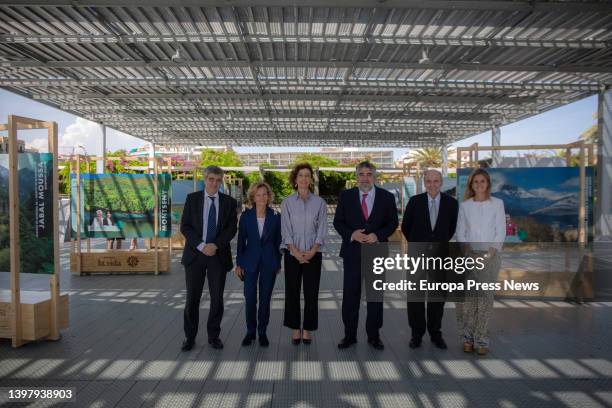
[{"x1": 236, "y1": 207, "x2": 282, "y2": 273}]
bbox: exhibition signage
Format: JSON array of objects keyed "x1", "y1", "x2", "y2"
[
  {"x1": 456, "y1": 167, "x2": 594, "y2": 242},
  {"x1": 0, "y1": 153, "x2": 54, "y2": 274},
  {"x1": 70, "y1": 173, "x2": 171, "y2": 239}
]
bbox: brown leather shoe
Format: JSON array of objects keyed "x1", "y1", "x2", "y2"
[
  {"x1": 463, "y1": 342, "x2": 474, "y2": 353},
  {"x1": 476, "y1": 347, "x2": 489, "y2": 355}
]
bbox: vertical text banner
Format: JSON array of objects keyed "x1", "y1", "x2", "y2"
[{"x1": 0, "y1": 153, "x2": 54, "y2": 274}]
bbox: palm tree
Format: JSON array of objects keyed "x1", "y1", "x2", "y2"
[
  {"x1": 580, "y1": 124, "x2": 598, "y2": 144},
  {"x1": 407, "y1": 147, "x2": 457, "y2": 169}
]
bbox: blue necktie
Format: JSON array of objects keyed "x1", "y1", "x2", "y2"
[{"x1": 206, "y1": 196, "x2": 217, "y2": 243}]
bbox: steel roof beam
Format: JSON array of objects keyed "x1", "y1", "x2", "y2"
[
  {"x1": 2, "y1": 1, "x2": 611, "y2": 12},
  {"x1": 3, "y1": 78, "x2": 602, "y2": 91},
  {"x1": 32, "y1": 93, "x2": 543, "y2": 104},
  {"x1": 6, "y1": 60, "x2": 612, "y2": 74},
  {"x1": 1, "y1": 33, "x2": 609, "y2": 49},
  {"x1": 69, "y1": 105, "x2": 536, "y2": 115},
  {"x1": 70, "y1": 111, "x2": 493, "y2": 122}
]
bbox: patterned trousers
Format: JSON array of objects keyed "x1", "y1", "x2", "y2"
[{"x1": 455, "y1": 253, "x2": 501, "y2": 348}]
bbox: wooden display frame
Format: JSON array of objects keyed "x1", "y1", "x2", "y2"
[
  {"x1": 0, "y1": 115, "x2": 69, "y2": 348},
  {"x1": 69, "y1": 155, "x2": 170, "y2": 275},
  {"x1": 456, "y1": 141, "x2": 595, "y2": 300},
  {"x1": 457, "y1": 141, "x2": 594, "y2": 245},
  {"x1": 146, "y1": 162, "x2": 198, "y2": 250},
  {"x1": 147, "y1": 165, "x2": 244, "y2": 250}
]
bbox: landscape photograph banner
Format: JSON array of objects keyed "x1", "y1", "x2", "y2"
[
  {"x1": 171, "y1": 180, "x2": 204, "y2": 226},
  {"x1": 71, "y1": 173, "x2": 171, "y2": 239},
  {"x1": 457, "y1": 167, "x2": 594, "y2": 242},
  {"x1": 380, "y1": 182, "x2": 402, "y2": 216},
  {"x1": 171, "y1": 180, "x2": 204, "y2": 205},
  {"x1": 403, "y1": 176, "x2": 417, "y2": 202},
  {"x1": 0, "y1": 153, "x2": 54, "y2": 274}
]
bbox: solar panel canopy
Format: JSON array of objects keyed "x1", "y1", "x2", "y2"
[{"x1": 1, "y1": 1, "x2": 611, "y2": 147}]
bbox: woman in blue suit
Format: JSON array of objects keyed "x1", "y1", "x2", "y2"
[{"x1": 235, "y1": 181, "x2": 282, "y2": 347}]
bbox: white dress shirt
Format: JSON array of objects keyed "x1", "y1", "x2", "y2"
[
  {"x1": 428, "y1": 193, "x2": 440, "y2": 212},
  {"x1": 197, "y1": 190, "x2": 220, "y2": 251},
  {"x1": 456, "y1": 196, "x2": 506, "y2": 251},
  {"x1": 428, "y1": 192, "x2": 440, "y2": 227},
  {"x1": 257, "y1": 217, "x2": 265, "y2": 238},
  {"x1": 359, "y1": 186, "x2": 376, "y2": 218}
]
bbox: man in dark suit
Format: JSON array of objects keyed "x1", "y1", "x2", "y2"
[
  {"x1": 401, "y1": 169, "x2": 458, "y2": 349},
  {"x1": 180, "y1": 165, "x2": 238, "y2": 351},
  {"x1": 333, "y1": 161, "x2": 399, "y2": 350}
]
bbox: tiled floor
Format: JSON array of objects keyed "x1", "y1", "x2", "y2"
[{"x1": 1, "y1": 223, "x2": 611, "y2": 407}]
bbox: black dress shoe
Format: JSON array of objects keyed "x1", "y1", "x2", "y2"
[
  {"x1": 431, "y1": 337, "x2": 448, "y2": 349},
  {"x1": 259, "y1": 334, "x2": 270, "y2": 347},
  {"x1": 181, "y1": 338, "x2": 195, "y2": 351},
  {"x1": 368, "y1": 337, "x2": 385, "y2": 350},
  {"x1": 409, "y1": 337, "x2": 422, "y2": 349},
  {"x1": 337, "y1": 337, "x2": 357, "y2": 349},
  {"x1": 208, "y1": 338, "x2": 224, "y2": 349},
  {"x1": 242, "y1": 334, "x2": 255, "y2": 346}
]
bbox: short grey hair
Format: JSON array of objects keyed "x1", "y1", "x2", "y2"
[
  {"x1": 204, "y1": 165, "x2": 224, "y2": 178},
  {"x1": 423, "y1": 169, "x2": 443, "y2": 181},
  {"x1": 355, "y1": 160, "x2": 377, "y2": 175}
]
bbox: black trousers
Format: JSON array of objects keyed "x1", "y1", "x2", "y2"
[
  {"x1": 342, "y1": 257, "x2": 383, "y2": 340},
  {"x1": 283, "y1": 251, "x2": 322, "y2": 331},
  {"x1": 184, "y1": 254, "x2": 227, "y2": 341},
  {"x1": 407, "y1": 301, "x2": 444, "y2": 340}
]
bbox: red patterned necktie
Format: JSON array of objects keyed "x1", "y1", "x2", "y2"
[{"x1": 361, "y1": 193, "x2": 369, "y2": 220}]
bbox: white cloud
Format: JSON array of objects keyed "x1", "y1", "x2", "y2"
[
  {"x1": 60, "y1": 117, "x2": 103, "y2": 155},
  {"x1": 528, "y1": 188, "x2": 568, "y2": 200},
  {"x1": 26, "y1": 137, "x2": 49, "y2": 152},
  {"x1": 489, "y1": 172, "x2": 507, "y2": 192},
  {"x1": 560, "y1": 177, "x2": 580, "y2": 189}
]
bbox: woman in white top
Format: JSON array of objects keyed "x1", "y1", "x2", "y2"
[{"x1": 455, "y1": 168, "x2": 506, "y2": 355}]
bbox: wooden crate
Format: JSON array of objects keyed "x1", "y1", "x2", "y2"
[
  {"x1": 146, "y1": 234, "x2": 185, "y2": 250},
  {"x1": 0, "y1": 290, "x2": 69, "y2": 341},
  {"x1": 70, "y1": 249, "x2": 170, "y2": 274}
]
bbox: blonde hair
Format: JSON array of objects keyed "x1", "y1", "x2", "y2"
[
  {"x1": 463, "y1": 168, "x2": 492, "y2": 201},
  {"x1": 247, "y1": 181, "x2": 274, "y2": 207}
]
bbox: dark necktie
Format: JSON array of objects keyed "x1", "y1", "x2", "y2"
[
  {"x1": 361, "y1": 193, "x2": 369, "y2": 220},
  {"x1": 206, "y1": 196, "x2": 217, "y2": 243}
]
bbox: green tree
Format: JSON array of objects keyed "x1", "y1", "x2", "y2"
[
  {"x1": 580, "y1": 124, "x2": 598, "y2": 144},
  {"x1": 409, "y1": 147, "x2": 442, "y2": 168},
  {"x1": 246, "y1": 163, "x2": 293, "y2": 204},
  {"x1": 292, "y1": 153, "x2": 339, "y2": 168},
  {"x1": 407, "y1": 147, "x2": 456, "y2": 169},
  {"x1": 58, "y1": 160, "x2": 96, "y2": 195},
  {"x1": 290, "y1": 154, "x2": 355, "y2": 199},
  {"x1": 200, "y1": 148, "x2": 242, "y2": 167},
  {"x1": 553, "y1": 119, "x2": 598, "y2": 167},
  {"x1": 104, "y1": 149, "x2": 147, "y2": 174},
  {"x1": 107, "y1": 149, "x2": 128, "y2": 157}
]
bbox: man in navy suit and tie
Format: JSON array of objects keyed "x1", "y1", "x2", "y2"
[
  {"x1": 180, "y1": 165, "x2": 238, "y2": 351},
  {"x1": 401, "y1": 169, "x2": 458, "y2": 349},
  {"x1": 333, "y1": 161, "x2": 399, "y2": 350}
]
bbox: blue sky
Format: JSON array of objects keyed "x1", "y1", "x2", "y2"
[{"x1": 0, "y1": 88, "x2": 597, "y2": 160}]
